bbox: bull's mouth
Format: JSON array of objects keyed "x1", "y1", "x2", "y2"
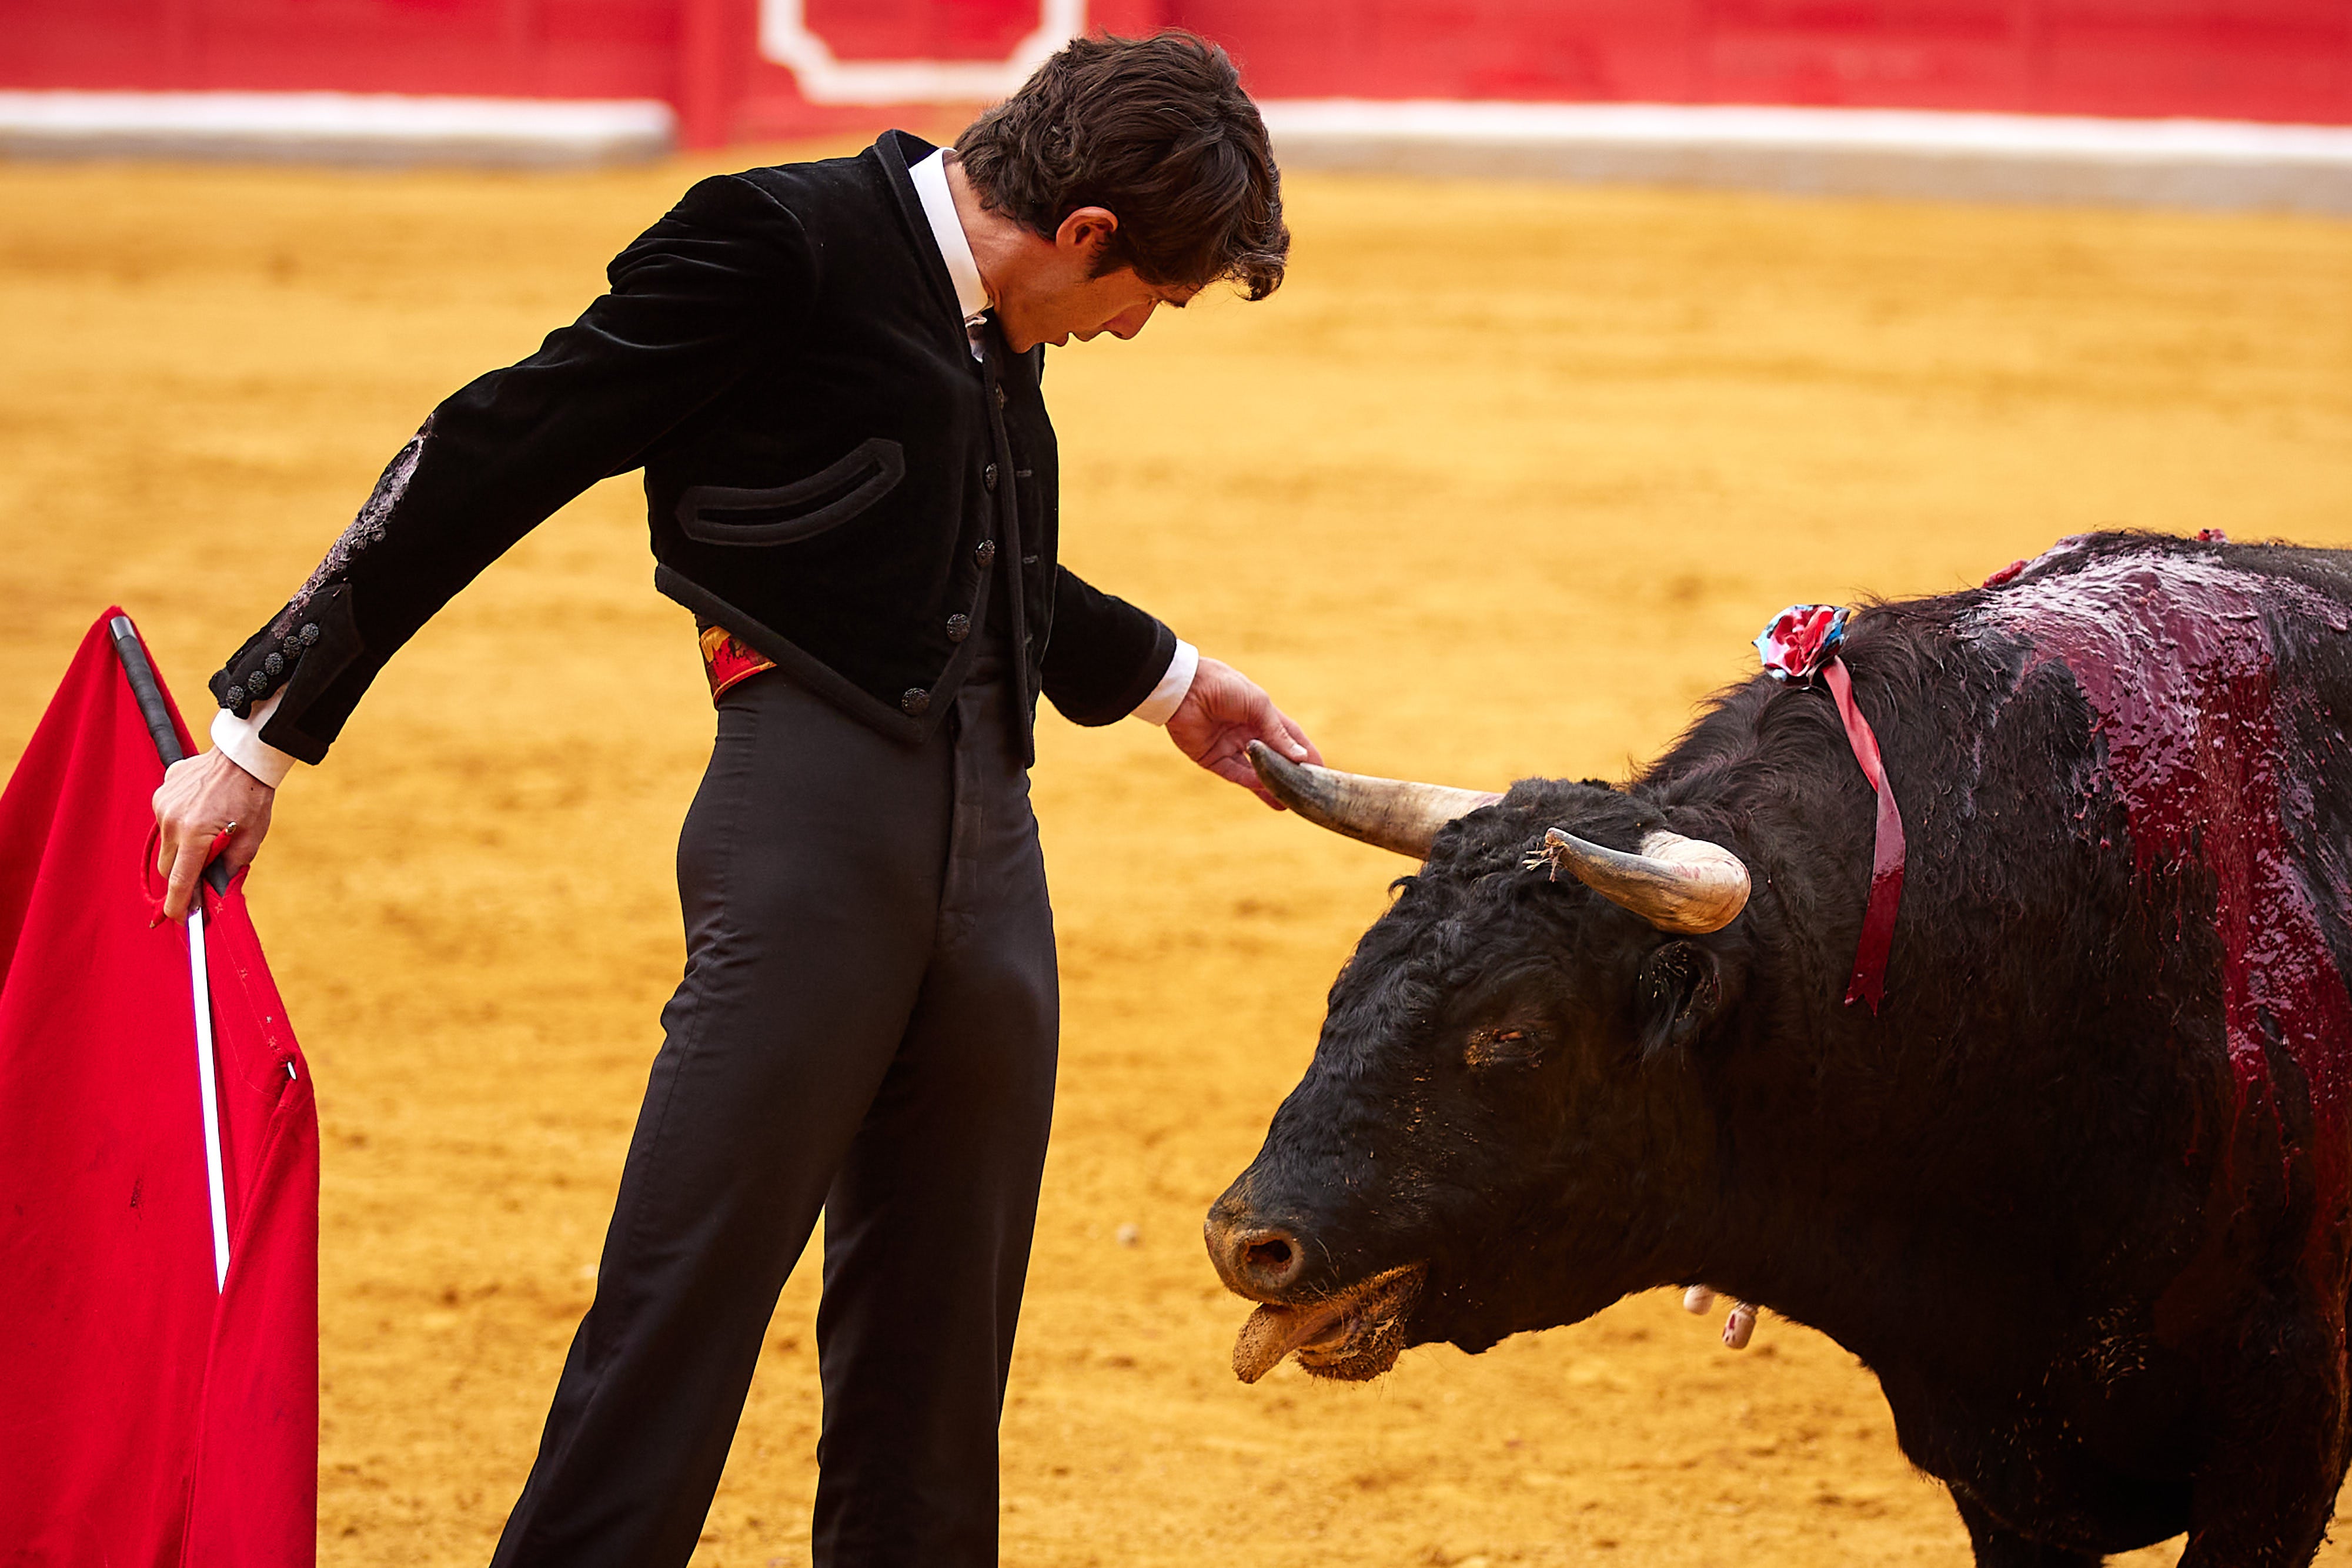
[{"x1": 1230, "y1": 1263, "x2": 1426, "y2": 1384}]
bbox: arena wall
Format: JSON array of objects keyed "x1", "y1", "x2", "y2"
[{"x1": 8, "y1": 0, "x2": 2350, "y2": 149}]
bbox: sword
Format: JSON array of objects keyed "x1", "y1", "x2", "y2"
[{"x1": 109, "y1": 614, "x2": 232, "y2": 1292}]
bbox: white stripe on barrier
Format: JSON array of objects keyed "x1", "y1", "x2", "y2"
[
  {"x1": 6, "y1": 89, "x2": 2348, "y2": 209},
  {"x1": 0, "y1": 91, "x2": 674, "y2": 168},
  {"x1": 1258, "y1": 100, "x2": 2352, "y2": 213}
]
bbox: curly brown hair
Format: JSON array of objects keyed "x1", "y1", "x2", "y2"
[{"x1": 954, "y1": 30, "x2": 1288, "y2": 300}]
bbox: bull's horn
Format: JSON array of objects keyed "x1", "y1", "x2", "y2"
[
  {"x1": 1528, "y1": 826, "x2": 1750, "y2": 934},
  {"x1": 1247, "y1": 741, "x2": 1504, "y2": 860}
]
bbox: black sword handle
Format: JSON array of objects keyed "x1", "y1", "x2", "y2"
[{"x1": 109, "y1": 614, "x2": 233, "y2": 897}]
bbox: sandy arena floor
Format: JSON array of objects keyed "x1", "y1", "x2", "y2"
[{"x1": 5, "y1": 145, "x2": 2352, "y2": 1567}]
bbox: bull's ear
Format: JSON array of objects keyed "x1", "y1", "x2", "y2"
[{"x1": 1635, "y1": 940, "x2": 1725, "y2": 1058}]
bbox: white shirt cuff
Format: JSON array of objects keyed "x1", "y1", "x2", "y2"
[
  {"x1": 211, "y1": 692, "x2": 298, "y2": 788},
  {"x1": 1129, "y1": 640, "x2": 1198, "y2": 727}
]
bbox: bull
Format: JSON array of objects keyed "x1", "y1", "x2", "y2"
[{"x1": 1205, "y1": 531, "x2": 2352, "y2": 1567}]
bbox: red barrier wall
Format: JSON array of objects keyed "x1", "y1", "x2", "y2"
[
  {"x1": 1192, "y1": 1, "x2": 2352, "y2": 122},
  {"x1": 11, "y1": 0, "x2": 682, "y2": 101},
  {"x1": 6, "y1": 0, "x2": 2350, "y2": 146}
]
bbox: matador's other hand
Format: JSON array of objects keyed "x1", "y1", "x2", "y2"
[
  {"x1": 152, "y1": 748, "x2": 276, "y2": 922},
  {"x1": 1166, "y1": 657, "x2": 1324, "y2": 810}
]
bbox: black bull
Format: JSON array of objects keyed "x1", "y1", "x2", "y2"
[{"x1": 1207, "y1": 532, "x2": 2352, "y2": 1567}]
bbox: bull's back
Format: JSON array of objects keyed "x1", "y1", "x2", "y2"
[{"x1": 1971, "y1": 534, "x2": 2352, "y2": 1294}]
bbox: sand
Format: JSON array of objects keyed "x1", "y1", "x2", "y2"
[{"x1": 4, "y1": 145, "x2": 2351, "y2": 1567}]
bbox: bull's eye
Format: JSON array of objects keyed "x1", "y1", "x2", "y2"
[{"x1": 1464, "y1": 1025, "x2": 1542, "y2": 1068}]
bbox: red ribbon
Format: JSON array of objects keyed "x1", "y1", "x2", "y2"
[{"x1": 1820, "y1": 657, "x2": 1905, "y2": 1012}]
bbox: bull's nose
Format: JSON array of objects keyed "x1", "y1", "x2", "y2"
[{"x1": 1205, "y1": 1209, "x2": 1309, "y2": 1298}]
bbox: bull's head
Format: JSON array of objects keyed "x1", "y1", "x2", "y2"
[{"x1": 1206, "y1": 743, "x2": 1752, "y2": 1383}]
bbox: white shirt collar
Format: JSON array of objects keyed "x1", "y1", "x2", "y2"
[{"x1": 908, "y1": 148, "x2": 991, "y2": 329}]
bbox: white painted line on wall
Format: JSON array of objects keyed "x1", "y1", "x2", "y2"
[
  {"x1": 7, "y1": 89, "x2": 2348, "y2": 209},
  {"x1": 0, "y1": 91, "x2": 675, "y2": 168},
  {"x1": 759, "y1": 0, "x2": 1080, "y2": 104},
  {"x1": 1259, "y1": 101, "x2": 2352, "y2": 214}
]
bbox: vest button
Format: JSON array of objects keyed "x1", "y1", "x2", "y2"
[
  {"x1": 983, "y1": 463, "x2": 998, "y2": 492},
  {"x1": 975, "y1": 539, "x2": 997, "y2": 566},
  {"x1": 946, "y1": 613, "x2": 971, "y2": 643},
  {"x1": 901, "y1": 687, "x2": 931, "y2": 717}
]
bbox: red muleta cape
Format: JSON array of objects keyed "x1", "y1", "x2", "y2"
[{"x1": 0, "y1": 611, "x2": 318, "y2": 1567}]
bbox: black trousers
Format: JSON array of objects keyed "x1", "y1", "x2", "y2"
[{"x1": 490, "y1": 647, "x2": 1058, "y2": 1568}]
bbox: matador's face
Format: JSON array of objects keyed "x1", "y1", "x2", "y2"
[{"x1": 993, "y1": 209, "x2": 1201, "y2": 353}]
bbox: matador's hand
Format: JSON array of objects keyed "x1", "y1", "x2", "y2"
[
  {"x1": 1166, "y1": 657, "x2": 1323, "y2": 810},
  {"x1": 152, "y1": 749, "x2": 276, "y2": 922}
]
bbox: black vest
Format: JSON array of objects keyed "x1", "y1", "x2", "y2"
[{"x1": 213, "y1": 132, "x2": 1173, "y2": 765}]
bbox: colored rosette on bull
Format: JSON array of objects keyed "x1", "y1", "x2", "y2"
[{"x1": 1755, "y1": 604, "x2": 1849, "y2": 684}]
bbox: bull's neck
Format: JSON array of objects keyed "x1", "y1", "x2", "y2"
[{"x1": 1660, "y1": 884, "x2": 1994, "y2": 1371}]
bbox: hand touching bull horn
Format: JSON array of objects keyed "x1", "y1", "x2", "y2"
[
  {"x1": 1242, "y1": 741, "x2": 1502, "y2": 858},
  {"x1": 1241, "y1": 744, "x2": 1752, "y2": 936}
]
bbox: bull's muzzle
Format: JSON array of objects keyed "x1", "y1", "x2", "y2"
[{"x1": 1204, "y1": 1198, "x2": 1308, "y2": 1299}]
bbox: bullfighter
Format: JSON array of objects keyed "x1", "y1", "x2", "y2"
[{"x1": 151, "y1": 31, "x2": 1318, "y2": 1567}]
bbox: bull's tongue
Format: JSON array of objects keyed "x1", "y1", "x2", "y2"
[{"x1": 1231, "y1": 1299, "x2": 1351, "y2": 1384}]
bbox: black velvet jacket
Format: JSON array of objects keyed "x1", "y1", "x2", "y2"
[{"x1": 211, "y1": 131, "x2": 1176, "y2": 764}]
